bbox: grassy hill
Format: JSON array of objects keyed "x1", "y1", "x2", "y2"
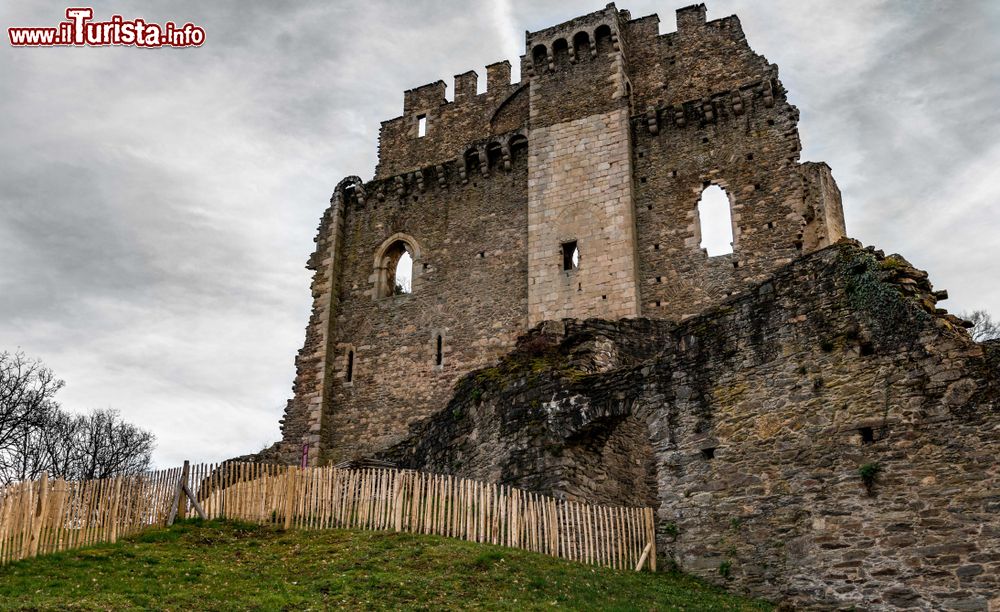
[{"x1": 0, "y1": 519, "x2": 771, "y2": 610}]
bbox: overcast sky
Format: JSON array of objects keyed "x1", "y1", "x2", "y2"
[{"x1": 2, "y1": 1, "x2": 998, "y2": 468}]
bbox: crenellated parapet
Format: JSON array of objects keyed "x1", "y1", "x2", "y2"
[
  {"x1": 522, "y1": 3, "x2": 626, "y2": 78},
  {"x1": 375, "y1": 62, "x2": 525, "y2": 179},
  {"x1": 344, "y1": 129, "x2": 529, "y2": 210}
]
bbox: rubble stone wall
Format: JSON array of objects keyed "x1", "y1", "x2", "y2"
[{"x1": 382, "y1": 242, "x2": 998, "y2": 611}]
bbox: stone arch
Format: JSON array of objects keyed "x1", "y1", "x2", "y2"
[
  {"x1": 558, "y1": 407, "x2": 659, "y2": 507},
  {"x1": 594, "y1": 24, "x2": 613, "y2": 55},
  {"x1": 551, "y1": 38, "x2": 570, "y2": 67},
  {"x1": 572, "y1": 31, "x2": 592, "y2": 59},
  {"x1": 333, "y1": 176, "x2": 365, "y2": 208},
  {"x1": 372, "y1": 233, "x2": 423, "y2": 298},
  {"x1": 486, "y1": 141, "x2": 504, "y2": 170},
  {"x1": 489, "y1": 84, "x2": 529, "y2": 134},
  {"x1": 508, "y1": 132, "x2": 528, "y2": 165},
  {"x1": 463, "y1": 147, "x2": 483, "y2": 177},
  {"x1": 531, "y1": 44, "x2": 548, "y2": 72}
]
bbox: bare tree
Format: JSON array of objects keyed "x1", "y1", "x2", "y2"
[
  {"x1": 73, "y1": 408, "x2": 154, "y2": 480},
  {"x1": 0, "y1": 351, "x2": 155, "y2": 484},
  {"x1": 0, "y1": 351, "x2": 62, "y2": 484},
  {"x1": 39, "y1": 409, "x2": 80, "y2": 479},
  {"x1": 962, "y1": 310, "x2": 1000, "y2": 342}
]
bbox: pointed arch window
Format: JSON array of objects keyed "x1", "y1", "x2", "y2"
[{"x1": 373, "y1": 233, "x2": 422, "y2": 298}]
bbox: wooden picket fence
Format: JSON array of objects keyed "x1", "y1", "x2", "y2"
[{"x1": 0, "y1": 462, "x2": 656, "y2": 572}]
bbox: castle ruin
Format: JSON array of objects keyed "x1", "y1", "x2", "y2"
[
  {"x1": 280, "y1": 2, "x2": 845, "y2": 466},
  {"x1": 272, "y1": 4, "x2": 998, "y2": 609}
]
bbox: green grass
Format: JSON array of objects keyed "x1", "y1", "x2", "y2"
[{"x1": 0, "y1": 519, "x2": 771, "y2": 611}]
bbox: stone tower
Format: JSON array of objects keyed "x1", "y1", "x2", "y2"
[{"x1": 277, "y1": 3, "x2": 847, "y2": 466}]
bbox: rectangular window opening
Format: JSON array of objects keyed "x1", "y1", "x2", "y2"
[
  {"x1": 346, "y1": 350, "x2": 354, "y2": 383},
  {"x1": 561, "y1": 240, "x2": 579, "y2": 271},
  {"x1": 859, "y1": 427, "x2": 874, "y2": 444},
  {"x1": 417, "y1": 115, "x2": 427, "y2": 137},
  {"x1": 435, "y1": 335, "x2": 443, "y2": 367}
]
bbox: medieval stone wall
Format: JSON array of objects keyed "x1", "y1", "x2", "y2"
[
  {"x1": 527, "y1": 107, "x2": 640, "y2": 326},
  {"x1": 381, "y1": 241, "x2": 998, "y2": 611},
  {"x1": 279, "y1": 3, "x2": 847, "y2": 479},
  {"x1": 316, "y1": 155, "x2": 530, "y2": 464}
]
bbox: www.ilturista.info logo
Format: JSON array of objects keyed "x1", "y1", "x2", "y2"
[{"x1": 8, "y1": 8, "x2": 205, "y2": 47}]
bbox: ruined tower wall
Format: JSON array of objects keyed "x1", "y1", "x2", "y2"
[
  {"x1": 626, "y1": 8, "x2": 844, "y2": 320},
  {"x1": 279, "y1": 2, "x2": 847, "y2": 465},
  {"x1": 523, "y1": 5, "x2": 640, "y2": 325},
  {"x1": 316, "y1": 159, "x2": 530, "y2": 464},
  {"x1": 527, "y1": 108, "x2": 639, "y2": 325}
]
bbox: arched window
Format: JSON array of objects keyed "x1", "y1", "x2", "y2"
[
  {"x1": 531, "y1": 44, "x2": 548, "y2": 72},
  {"x1": 509, "y1": 134, "x2": 528, "y2": 165},
  {"x1": 552, "y1": 38, "x2": 570, "y2": 67},
  {"x1": 697, "y1": 185, "x2": 735, "y2": 256},
  {"x1": 394, "y1": 251, "x2": 412, "y2": 294},
  {"x1": 373, "y1": 234, "x2": 421, "y2": 298},
  {"x1": 594, "y1": 25, "x2": 613, "y2": 54},
  {"x1": 573, "y1": 31, "x2": 592, "y2": 58}
]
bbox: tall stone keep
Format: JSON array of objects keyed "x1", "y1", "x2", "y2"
[
  {"x1": 277, "y1": 3, "x2": 847, "y2": 466},
  {"x1": 526, "y1": 5, "x2": 640, "y2": 325}
]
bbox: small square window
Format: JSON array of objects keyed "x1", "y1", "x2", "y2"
[{"x1": 417, "y1": 115, "x2": 427, "y2": 137}]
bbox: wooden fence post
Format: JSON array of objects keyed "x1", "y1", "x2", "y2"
[
  {"x1": 28, "y1": 473, "x2": 49, "y2": 558},
  {"x1": 283, "y1": 467, "x2": 296, "y2": 530},
  {"x1": 109, "y1": 476, "x2": 122, "y2": 543},
  {"x1": 177, "y1": 461, "x2": 190, "y2": 521}
]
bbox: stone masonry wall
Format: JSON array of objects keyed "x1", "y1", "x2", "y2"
[
  {"x1": 382, "y1": 241, "x2": 998, "y2": 610},
  {"x1": 527, "y1": 107, "x2": 640, "y2": 326},
  {"x1": 278, "y1": 3, "x2": 848, "y2": 484},
  {"x1": 319, "y1": 152, "x2": 530, "y2": 464}
]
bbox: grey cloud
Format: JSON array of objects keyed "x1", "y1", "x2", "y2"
[{"x1": 1, "y1": 0, "x2": 997, "y2": 466}]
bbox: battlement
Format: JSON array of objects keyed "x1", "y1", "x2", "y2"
[
  {"x1": 402, "y1": 80, "x2": 446, "y2": 115},
  {"x1": 675, "y1": 3, "x2": 707, "y2": 30}
]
